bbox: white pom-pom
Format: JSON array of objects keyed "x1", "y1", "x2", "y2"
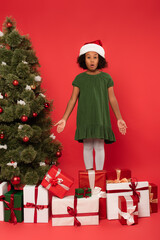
[
  {"x1": 25, "y1": 85, "x2": 32, "y2": 90},
  {"x1": 0, "y1": 93, "x2": 3, "y2": 99},
  {"x1": 17, "y1": 100, "x2": 26, "y2": 105},
  {"x1": 50, "y1": 133, "x2": 56, "y2": 140},
  {"x1": 34, "y1": 76, "x2": 41, "y2": 82},
  {"x1": 39, "y1": 93, "x2": 46, "y2": 98},
  {"x1": 22, "y1": 60, "x2": 28, "y2": 64},
  {"x1": 39, "y1": 162, "x2": 46, "y2": 166},
  {"x1": 0, "y1": 31, "x2": 4, "y2": 37},
  {"x1": 18, "y1": 125, "x2": 23, "y2": 130},
  {"x1": 1, "y1": 61, "x2": 6, "y2": 66}
]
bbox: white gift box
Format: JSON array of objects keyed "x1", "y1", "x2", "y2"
[
  {"x1": 52, "y1": 195, "x2": 99, "y2": 226},
  {"x1": 106, "y1": 181, "x2": 150, "y2": 220},
  {"x1": 23, "y1": 185, "x2": 49, "y2": 223},
  {"x1": 0, "y1": 182, "x2": 8, "y2": 221}
]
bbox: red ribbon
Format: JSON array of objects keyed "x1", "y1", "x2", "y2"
[
  {"x1": 107, "y1": 181, "x2": 148, "y2": 203},
  {"x1": 24, "y1": 185, "x2": 48, "y2": 223},
  {"x1": 67, "y1": 197, "x2": 81, "y2": 226},
  {"x1": 4, "y1": 192, "x2": 22, "y2": 224}
]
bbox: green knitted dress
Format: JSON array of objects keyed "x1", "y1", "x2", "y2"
[{"x1": 72, "y1": 71, "x2": 116, "y2": 144}]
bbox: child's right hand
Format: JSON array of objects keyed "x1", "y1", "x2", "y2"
[{"x1": 54, "y1": 119, "x2": 66, "y2": 133}]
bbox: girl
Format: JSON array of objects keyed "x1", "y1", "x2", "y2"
[{"x1": 55, "y1": 40, "x2": 127, "y2": 170}]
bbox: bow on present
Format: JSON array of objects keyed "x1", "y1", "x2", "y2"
[
  {"x1": 92, "y1": 187, "x2": 106, "y2": 198},
  {"x1": 4, "y1": 192, "x2": 21, "y2": 224},
  {"x1": 118, "y1": 205, "x2": 138, "y2": 226},
  {"x1": 45, "y1": 169, "x2": 69, "y2": 191},
  {"x1": 107, "y1": 169, "x2": 129, "y2": 183},
  {"x1": 67, "y1": 197, "x2": 81, "y2": 226},
  {"x1": 129, "y1": 181, "x2": 141, "y2": 202}
]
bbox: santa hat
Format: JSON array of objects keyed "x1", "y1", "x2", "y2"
[{"x1": 79, "y1": 40, "x2": 105, "y2": 58}]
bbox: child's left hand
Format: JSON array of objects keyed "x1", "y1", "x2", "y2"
[{"x1": 117, "y1": 119, "x2": 127, "y2": 135}]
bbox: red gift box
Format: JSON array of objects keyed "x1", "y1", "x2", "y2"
[
  {"x1": 41, "y1": 166, "x2": 74, "y2": 199},
  {"x1": 149, "y1": 183, "x2": 158, "y2": 213},
  {"x1": 79, "y1": 170, "x2": 106, "y2": 219},
  {"x1": 106, "y1": 169, "x2": 131, "y2": 183},
  {"x1": 118, "y1": 195, "x2": 138, "y2": 225}
]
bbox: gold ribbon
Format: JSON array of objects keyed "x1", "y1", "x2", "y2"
[
  {"x1": 107, "y1": 169, "x2": 130, "y2": 183},
  {"x1": 149, "y1": 185, "x2": 158, "y2": 213}
]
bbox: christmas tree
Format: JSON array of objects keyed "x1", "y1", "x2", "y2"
[{"x1": 0, "y1": 17, "x2": 62, "y2": 187}]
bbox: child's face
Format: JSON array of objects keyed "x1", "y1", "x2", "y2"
[{"x1": 85, "y1": 52, "x2": 99, "y2": 71}]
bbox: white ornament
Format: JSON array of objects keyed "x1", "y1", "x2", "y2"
[
  {"x1": 39, "y1": 162, "x2": 46, "y2": 166},
  {"x1": 1, "y1": 61, "x2": 6, "y2": 66},
  {"x1": 39, "y1": 93, "x2": 46, "y2": 98},
  {"x1": 18, "y1": 125, "x2": 23, "y2": 130},
  {"x1": 0, "y1": 31, "x2": 4, "y2": 37},
  {"x1": 0, "y1": 144, "x2": 7, "y2": 150},
  {"x1": 25, "y1": 85, "x2": 32, "y2": 90},
  {"x1": 17, "y1": 100, "x2": 26, "y2": 105},
  {"x1": 0, "y1": 93, "x2": 3, "y2": 99},
  {"x1": 50, "y1": 133, "x2": 56, "y2": 140},
  {"x1": 34, "y1": 76, "x2": 41, "y2": 82},
  {"x1": 22, "y1": 60, "x2": 28, "y2": 64},
  {"x1": 7, "y1": 161, "x2": 17, "y2": 168}
]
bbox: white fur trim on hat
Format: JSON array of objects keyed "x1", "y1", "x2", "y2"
[{"x1": 79, "y1": 43, "x2": 105, "y2": 58}]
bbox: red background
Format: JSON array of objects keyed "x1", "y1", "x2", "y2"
[{"x1": 0, "y1": 0, "x2": 160, "y2": 239}]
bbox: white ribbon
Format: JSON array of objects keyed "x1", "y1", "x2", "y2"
[
  {"x1": 25, "y1": 85, "x2": 32, "y2": 90},
  {"x1": 45, "y1": 168, "x2": 69, "y2": 191},
  {"x1": 17, "y1": 100, "x2": 26, "y2": 105},
  {"x1": 0, "y1": 93, "x2": 3, "y2": 99},
  {"x1": 39, "y1": 162, "x2": 46, "y2": 166},
  {"x1": 34, "y1": 76, "x2": 41, "y2": 82},
  {"x1": 0, "y1": 144, "x2": 7, "y2": 150},
  {"x1": 39, "y1": 93, "x2": 46, "y2": 98},
  {"x1": 22, "y1": 61, "x2": 28, "y2": 64},
  {"x1": 1, "y1": 61, "x2": 6, "y2": 66},
  {"x1": 50, "y1": 133, "x2": 56, "y2": 140},
  {"x1": 119, "y1": 195, "x2": 138, "y2": 225},
  {"x1": 7, "y1": 161, "x2": 17, "y2": 168},
  {"x1": 92, "y1": 186, "x2": 106, "y2": 198}
]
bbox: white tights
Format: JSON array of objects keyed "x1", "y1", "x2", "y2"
[{"x1": 83, "y1": 139, "x2": 105, "y2": 170}]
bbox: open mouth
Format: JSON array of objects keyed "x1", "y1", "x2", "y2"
[{"x1": 90, "y1": 64, "x2": 94, "y2": 68}]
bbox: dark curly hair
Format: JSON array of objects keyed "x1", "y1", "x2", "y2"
[{"x1": 77, "y1": 54, "x2": 108, "y2": 69}]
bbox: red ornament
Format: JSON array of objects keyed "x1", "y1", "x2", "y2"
[
  {"x1": 45, "y1": 159, "x2": 51, "y2": 165},
  {"x1": 23, "y1": 136, "x2": 29, "y2": 142},
  {"x1": 56, "y1": 151, "x2": 62, "y2": 158},
  {"x1": 0, "y1": 107, "x2": 3, "y2": 114},
  {"x1": 0, "y1": 132, "x2": 4, "y2": 139},
  {"x1": 21, "y1": 115, "x2": 28, "y2": 122},
  {"x1": 33, "y1": 112, "x2": 37, "y2": 117},
  {"x1": 31, "y1": 85, "x2": 36, "y2": 90},
  {"x1": 5, "y1": 93, "x2": 8, "y2": 98},
  {"x1": 13, "y1": 80, "x2": 19, "y2": 86},
  {"x1": 11, "y1": 176, "x2": 21, "y2": 185},
  {"x1": 44, "y1": 102, "x2": 50, "y2": 109},
  {"x1": 11, "y1": 160, "x2": 15, "y2": 164},
  {"x1": 7, "y1": 22, "x2": 12, "y2": 28}
]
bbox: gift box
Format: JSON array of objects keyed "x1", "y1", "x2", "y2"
[
  {"x1": 4, "y1": 190, "x2": 23, "y2": 223},
  {"x1": 106, "y1": 181, "x2": 150, "y2": 220},
  {"x1": 75, "y1": 188, "x2": 91, "y2": 198},
  {"x1": 118, "y1": 195, "x2": 138, "y2": 225},
  {"x1": 0, "y1": 182, "x2": 8, "y2": 221},
  {"x1": 52, "y1": 195, "x2": 99, "y2": 226},
  {"x1": 149, "y1": 183, "x2": 158, "y2": 213},
  {"x1": 41, "y1": 166, "x2": 74, "y2": 199},
  {"x1": 79, "y1": 170, "x2": 106, "y2": 219},
  {"x1": 106, "y1": 169, "x2": 131, "y2": 183},
  {"x1": 23, "y1": 185, "x2": 49, "y2": 223}
]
